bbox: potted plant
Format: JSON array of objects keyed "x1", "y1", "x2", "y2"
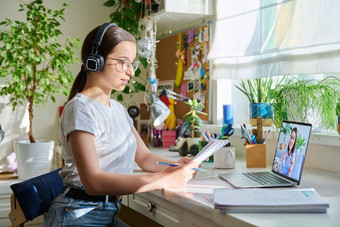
[
  {"x1": 337, "y1": 102, "x2": 340, "y2": 134},
  {"x1": 235, "y1": 77, "x2": 282, "y2": 126},
  {"x1": 0, "y1": 0, "x2": 80, "y2": 179},
  {"x1": 181, "y1": 98, "x2": 207, "y2": 156},
  {"x1": 268, "y1": 76, "x2": 340, "y2": 131}
]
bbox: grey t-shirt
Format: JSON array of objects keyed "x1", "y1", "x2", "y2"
[{"x1": 59, "y1": 93, "x2": 137, "y2": 188}]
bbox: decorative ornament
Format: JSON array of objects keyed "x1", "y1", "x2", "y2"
[{"x1": 137, "y1": 37, "x2": 152, "y2": 58}]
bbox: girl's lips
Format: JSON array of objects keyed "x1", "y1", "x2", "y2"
[{"x1": 121, "y1": 79, "x2": 128, "y2": 85}]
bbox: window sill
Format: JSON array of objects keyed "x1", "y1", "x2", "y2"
[{"x1": 201, "y1": 124, "x2": 340, "y2": 147}]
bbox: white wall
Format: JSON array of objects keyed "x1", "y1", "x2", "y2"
[{"x1": 0, "y1": 0, "x2": 113, "y2": 171}]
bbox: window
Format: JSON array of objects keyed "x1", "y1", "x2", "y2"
[{"x1": 208, "y1": 0, "x2": 340, "y2": 137}]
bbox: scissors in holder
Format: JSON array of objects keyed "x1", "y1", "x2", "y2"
[
  {"x1": 223, "y1": 124, "x2": 234, "y2": 137},
  {"x1": 219, "y1": 123, "x2": 234, "y2": 139}
]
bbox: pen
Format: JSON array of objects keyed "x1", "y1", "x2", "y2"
[
  {"x1": 156, "y1": 161, "x2": 205, "y2": 171},
  {"x1": 262, "y1": 130, "x2": 271, "y2": 143}
]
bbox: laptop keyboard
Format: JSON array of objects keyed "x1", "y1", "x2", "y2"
[{"x1": 243, "y1": 172, "x2": 291, "y2": 185}]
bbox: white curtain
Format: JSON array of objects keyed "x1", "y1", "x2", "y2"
[{"x1": 208, "y1": 0, "x2": 340, "y2": 79}]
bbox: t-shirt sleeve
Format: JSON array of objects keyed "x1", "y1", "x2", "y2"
[
  {"x1": 61, "y1": 102, "x2": 96, "y2": 139},
  {"x1": 120, "y1": 103, "x2": 133, "y2": 128}
]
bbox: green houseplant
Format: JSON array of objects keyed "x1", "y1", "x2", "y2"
[
  {"x1": 177, "y1": 98, "x2": 206, "y2": 156},
  {"x1": 336, "y1": 102, "x2": 340, "y2": 134},
  {"x1": 268, "y1": 76, "x2": 340, "y2": 131},
  {"x1": 235, "y1": 77, "x2": 283, "y2": 126},
  {"x1": 0, "y1": 0, "x2": 80, "y2": 178},
  {"x1": 183, "y1": 98, "x2": 207, "y2": 138}
]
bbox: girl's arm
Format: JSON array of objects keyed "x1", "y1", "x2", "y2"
[
  {"x1": 280, "y1": 151, "x2": 287, "y2": 172},
  {"x1": 288, "y1": 154, "x2": 295, "y2": 175},
  {"x1": 132, "y1": 126, "x2": 190, "y2": 172},
  {"x1": 68, "y1": 130, "x2": 198, "y2": 196}
]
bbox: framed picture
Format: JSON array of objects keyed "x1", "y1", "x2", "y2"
[
  {"x1": 157, "y1": 80, "x2": 174, "y2": 97},
  {"x1": 187, "y1": 80, "x2": 194, "y2": 92}
]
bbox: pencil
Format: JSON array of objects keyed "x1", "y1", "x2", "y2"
[{"x1": 156, "y1": 161, "x2": 205, "y2": 171}]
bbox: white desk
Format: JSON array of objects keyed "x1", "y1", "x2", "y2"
[{"x1": 124, "y1": 147, "x2": 340, "y2": 227}]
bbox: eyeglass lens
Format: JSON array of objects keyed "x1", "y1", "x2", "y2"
[{"x1": 122, "y1": 60, "x2": 138, "y2": 72}]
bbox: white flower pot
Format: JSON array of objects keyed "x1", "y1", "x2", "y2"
[{"x1": 14, "y1": 140, "x2": 54, "y2": 180}]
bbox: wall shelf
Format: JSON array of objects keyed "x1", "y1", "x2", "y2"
[{"x1": 146, "y1": 0, "x2": 215, "y2": 37}]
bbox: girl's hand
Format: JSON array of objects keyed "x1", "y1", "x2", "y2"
[
  {"x1": 176, "y1": 156, "x2": 192, "y2": 165},
  {"x1": 163, "y1": 161, "x2": 200, "y2": 188},
  {"x1": 176, "y1": 157, "x2": 201, "y2": 177}
]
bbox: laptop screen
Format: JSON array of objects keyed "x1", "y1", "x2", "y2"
[{"x1": 272, "y1": 121, "x2": 312, "y2": 184}]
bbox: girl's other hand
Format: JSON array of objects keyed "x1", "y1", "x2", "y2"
[
  {"x1": 163, "y1": 161, "x2": 200, "y2": 188},
  {"x1": 176, "y1": 157, "x2": 201, "y2": 177}
]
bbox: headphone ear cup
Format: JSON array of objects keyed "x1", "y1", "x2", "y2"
[{"x1": 85, "y1": 54, "x2": 105, "y2": 72}]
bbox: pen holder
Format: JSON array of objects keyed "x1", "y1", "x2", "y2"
[
  {"x1": 198, "y1": 141, "x2": 213, "y2": 162},
  {"x1": 245, "y1": 144, "x2": 266, "y2": 168}
]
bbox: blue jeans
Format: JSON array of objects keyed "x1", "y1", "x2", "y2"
[{"x1": 44, "y1": 192, "x2": 127, "y2": 227}]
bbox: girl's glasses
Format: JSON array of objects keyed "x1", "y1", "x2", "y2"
[{"x1": 108, "y1": 58, "x2": 139, "y2": 72}]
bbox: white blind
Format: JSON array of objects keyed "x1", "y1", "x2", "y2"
[{"x1": 208, "y1": 0, "x2": 340, "y2": 79}]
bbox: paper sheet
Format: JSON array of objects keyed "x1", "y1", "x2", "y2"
[{"x1": 191, "y1": 139, "x2": 230, "y2": 163}]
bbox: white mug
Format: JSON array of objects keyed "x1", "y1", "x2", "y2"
[{"x1": 214, "y1": 145, "x2": 236, "y2": 169}]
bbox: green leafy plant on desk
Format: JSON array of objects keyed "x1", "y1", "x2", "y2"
[
  {"x1": 269, "y1": 76, "x2": 340, "y2": 130},
  {"x1": 183, "y1": 98, "x2": 207, "y2": 138}
]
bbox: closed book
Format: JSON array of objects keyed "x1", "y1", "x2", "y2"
[{"x1": 213, "y1": 188, "x2": 329, "y2": 213}]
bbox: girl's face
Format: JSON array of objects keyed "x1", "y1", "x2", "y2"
[
  {"x1": 288, "y1": 131, "x2": 297, "y2": 150},
  {"x1": 101, "y1": 41, "x2": 137, "y2": 91}
]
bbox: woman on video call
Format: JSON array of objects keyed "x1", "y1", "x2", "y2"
[{"x1": 280, "y1": 127, "x2": 297, "y2": 176}]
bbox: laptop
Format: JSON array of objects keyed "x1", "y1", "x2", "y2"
[{"x1": 219, "y1": 121, "x2": 312, "y2": 188}]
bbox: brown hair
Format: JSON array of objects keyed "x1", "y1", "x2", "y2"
[
  {"x1": 68, "y1": 25, "x2": 136, "y2": 101},
  {"x1": 290, "y1": 127, "x2": 298, "y2": 153}
]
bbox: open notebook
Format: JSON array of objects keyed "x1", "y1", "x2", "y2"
[{"x1": 219, "y1": 121, "x2": 312, "y2": 188}]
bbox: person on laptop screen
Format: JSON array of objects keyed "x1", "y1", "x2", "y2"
[{"x1": 279, "y1": 127, "x2": 297, "y2": 177}]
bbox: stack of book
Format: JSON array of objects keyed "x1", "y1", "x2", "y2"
[{"x1": 162, "y1": 130, "x2": 177, "y2": 148}]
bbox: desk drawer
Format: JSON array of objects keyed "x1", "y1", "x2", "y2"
[{"x1": 128, "y1": 193, "x2": 180, "y2": 226}]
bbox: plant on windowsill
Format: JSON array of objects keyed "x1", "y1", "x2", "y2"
[
  {"x1": 235, "y1": 77, "x2": 283, "y2": 126},
  {"x1": 0, "y1": 0, "x2": 80, "y2": 179},
  {"x1": 268, "y1": 76, "x2": 340, "y2": 131},
  {"x1": 336, "y1": 102, "x2": 340, "y2": 134}
]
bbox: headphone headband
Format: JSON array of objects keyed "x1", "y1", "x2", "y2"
[{"x1": 92, "y1": 22, "x2": 118, "y2": 54}]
